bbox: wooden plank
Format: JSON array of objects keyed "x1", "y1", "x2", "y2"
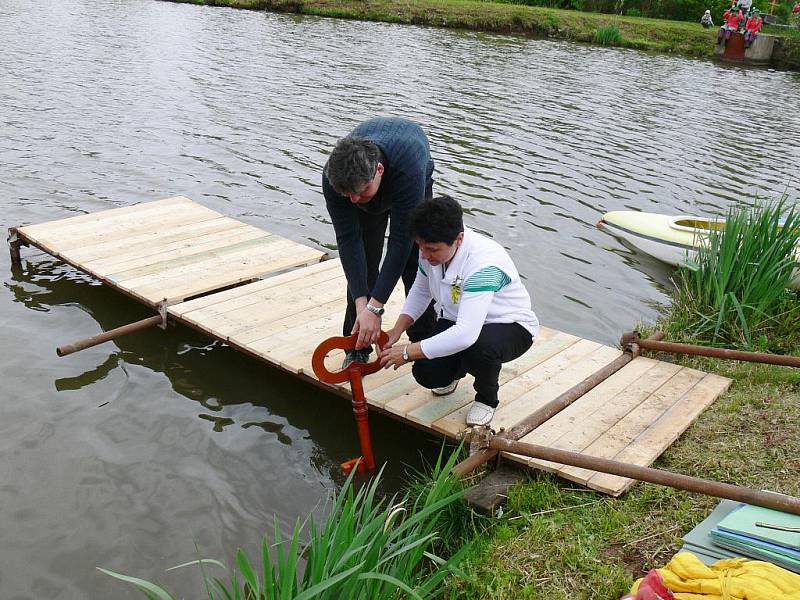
[
  {"x1": 408, "y1": 332, "x2": 585, "y2": 429},
  {"x1": 102, "y1": 233, "x2": 280, "y2": 281},
  {"x1": 18, "y1": 196, "x2": 190, "y2": 237},
  {"x1": 170, "y1": 258, "x2": 340, "y2": 317},
  {"x1": 28, "y1": 200, "x2": 219, "y2": 247},
  {"x1": 586, "y1": 373, "x2": 731, "y2": 495},
  {"x1": 183, "y1": 274, "x2": 347, "y2": 338},
  {"x1": 517, "y1": 366, "x2": 707, "y2": 486},
  {"x1": 63, "y1": 216, "x2": 247, "y2": 263},
  {"x1": 430, "y1": 336, "x2": 602, "y2": 437},
  {"x1": 172, "y1": 260, "x2": 343, "y2": 323},
  {"x1": 112, "y1": 237, "x2": 298, "y2": 287},
  {"x1": 232, "y1": 298, "x2": 343, "y2": 346},
  {"x1": 490, "y1": 345, "x2": 622, "y2": 432},
  {"x1": 512, "y1": 357, "x2": 668, "y2": 455},
  {"x1": 81, "y1": 223, "x2": 267, "y2": 274},
  {"x1": 130, "y1": 244, "x2": 325, "y2": 305}
]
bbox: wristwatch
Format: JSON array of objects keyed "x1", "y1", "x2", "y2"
[
  {"x1": 402, "y1": 345, "x2": 410, "y2": 363},
  {"x1": 365, "y1": 302, "x2": 385, "y2": 316}
]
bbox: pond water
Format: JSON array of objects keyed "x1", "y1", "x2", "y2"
[{"x1": 1, "y1": 0, "x2": 799, "y2": 597}]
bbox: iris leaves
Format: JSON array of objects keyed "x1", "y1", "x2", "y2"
[
  {"x1": 669, "y1": 199, "x2": 800, "y2": 351},
  {"x1": 101, "y1": 450, "x2": 468, "y2": 599}
]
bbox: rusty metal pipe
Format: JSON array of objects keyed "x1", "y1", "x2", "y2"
[
  {"x1": 452, "y1": 331, "x2": 665, "y2": 476},
  {"x1": 621, "y1": 331, "x2": 800, "y2": 368},
  {"x1": 56, "y1": 315, "x2": 164, "y2": 357},
  {"x1": 489, "y1": 437, "x2": 800, "y2": 516}
]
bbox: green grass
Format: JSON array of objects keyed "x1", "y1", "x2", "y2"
[
  {"x1": 101, "y1": 450, "x2": 470, "y2": 599},
  {"x1": 666, "y1": 200, "x2": 800, "y2": 352}
]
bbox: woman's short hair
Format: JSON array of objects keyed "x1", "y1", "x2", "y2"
[
  {"x1": 324, "y1": 136, "x2": 380, "y2": 195},
  {"x1": 410, "y1": 195, "x2": 464, "y2": 245}
]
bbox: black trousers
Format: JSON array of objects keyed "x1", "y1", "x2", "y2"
[
  {"x1": 412, "y1": 319, "x2": 534, "y2": 408},
  {"x1": 343, "y1": 184, "x2": 436, "y2": 343}
]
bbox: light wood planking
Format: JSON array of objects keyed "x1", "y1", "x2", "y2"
[
  {"x1": 170, "y1": 258, "x2": 341, "y2": 317},
  {"x1": 586, "y1": 373, "x2": 732, "y2": 494},
  {"x1": 63, "y1": 217, "x2": 248, "y2": 263}
]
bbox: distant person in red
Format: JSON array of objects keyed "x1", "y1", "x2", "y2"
[
  {"x1": 744, "y1": 9, "x2": 763, "y2": 47},
  {"x1": 793, "y1": 2, "x2": 800, "y2": 14},
  {"x1": 717, "y1": 4, "x2": 744, "y2": 45}
]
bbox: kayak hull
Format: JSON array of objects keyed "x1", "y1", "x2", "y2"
[{"x1": 597, "y1": 210, "x2": 800, "y2": 289}]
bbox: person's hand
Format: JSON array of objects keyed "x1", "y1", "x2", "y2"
[
  {"x1": 352, "y1": 308, "x2": 381, "y2": 350},
  {"x1": 380, "y1": 327, "x2": 403, "y2": 353},
  {"x1": 380, "y1": 344, "x2": 407, "y2": 370}
]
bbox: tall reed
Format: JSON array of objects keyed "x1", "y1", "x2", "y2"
[
  {"x1": 593, "y1": 24, "x2": 622, "y2": 45},
  {"x1": 100, "y1": 450, "x2": 469, "y2": 599},
  {"x1": 667, "y1": 199, "x2": 800, "y2": 351}
]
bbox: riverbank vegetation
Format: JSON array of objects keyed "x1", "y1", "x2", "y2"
[{"x1": 165, "y1": 0, "x2": 800, "y2": 70}]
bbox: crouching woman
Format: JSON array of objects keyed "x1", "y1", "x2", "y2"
[{"x1": 379, "y1": 195, "x2": 539, "y2": 426}]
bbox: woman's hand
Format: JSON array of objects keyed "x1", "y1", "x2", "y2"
[{"x1": 380, "y1": 344, "x2": 407, "y2": 370}]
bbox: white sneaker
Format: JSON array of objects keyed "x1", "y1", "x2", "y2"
[
  {"x1": 466, "y1": 401, "x2": 495, "y2": 426},
  {"x1": 431, "y1": 379, "x2": 460, "y2": 396}
]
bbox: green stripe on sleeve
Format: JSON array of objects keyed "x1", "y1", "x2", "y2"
[{"x1": 463, "y1": 266, "x2": 511, "y2": 292}]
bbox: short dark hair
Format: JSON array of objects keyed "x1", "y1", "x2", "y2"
[
  {"x1": 410, "y1": 195, "x2": 464, "y2": 245},
  {"x1": 324, "y1": 135, "x2": 380, "y2": 195}
]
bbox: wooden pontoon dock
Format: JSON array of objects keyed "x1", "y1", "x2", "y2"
[{"x1": 9, "y1": 197, "x2": 731, "y2": 496}]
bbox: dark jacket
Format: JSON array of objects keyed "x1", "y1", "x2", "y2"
[{"x1": 323, "y1": 117, "x2": 434, "y2": 303}]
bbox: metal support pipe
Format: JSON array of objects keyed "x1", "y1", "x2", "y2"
[
  {"x1": 8, "y1": 228, "x2": 21, "y2": 267},
  {"x1": 57, "y1": 315, "x2": 164, "y2": 357},
  {"x1": 452, "y1": 331, "x2": 665, "y2": 476},
  {"x1": 621, "y1": 331, "x2": 800, "y2": 368},
  {"x1": 489, "y1": 436, "x2": 800, "y2": 516}
]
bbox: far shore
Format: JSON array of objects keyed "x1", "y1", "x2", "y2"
[{"x1": 162, "y1": 0, "x2": 800, "y2": 71}]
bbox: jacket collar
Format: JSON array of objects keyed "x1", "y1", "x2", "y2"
[{"x1": 442, "y1": 228, "x2": 473, "y2": 283}]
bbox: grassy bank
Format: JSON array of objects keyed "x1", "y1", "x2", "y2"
[
  {"x1": 165, "y1": 0, "x2": 800, "y2": 70},
  {"x1": 448, "y1": 357, "x2": 800, "y2": 599}
]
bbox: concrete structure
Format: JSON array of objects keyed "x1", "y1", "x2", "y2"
[{"x1": 715, "y1": 31, "x2": 776, "y2": 64}]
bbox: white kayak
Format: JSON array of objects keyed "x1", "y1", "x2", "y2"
[{"x1": 596, "y1": 210, "x2": 800, "y2": 288}]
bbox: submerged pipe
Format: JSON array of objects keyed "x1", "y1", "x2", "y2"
[
  {"x1": 452, "y1": 331, "x2": 665, "y2": 476},
  {"x1": 489, "y1": 437, "x2": 800, "y2": 516},
  {"x1": 57, "y1": 315, "x2": 164, "y2": 357},
  {"x1": 621, "y1": 331, "x2": 800, "y2": 368}
]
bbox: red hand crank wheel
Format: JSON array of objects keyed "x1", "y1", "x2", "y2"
[{"x1": 312, "y1": 332, "x2": 389, "y2": 475}]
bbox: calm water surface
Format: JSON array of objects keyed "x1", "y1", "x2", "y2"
[{"x1": 1, "y1": 0, "x2": 799, "y2": 597}]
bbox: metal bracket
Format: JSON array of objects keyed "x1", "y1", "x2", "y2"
[
  {"x1": 158, "y1": 299, "x2": 168, "y2": 330},
  {"x1": 468, "y1": 425, "x2": 494, "y2": 455}
]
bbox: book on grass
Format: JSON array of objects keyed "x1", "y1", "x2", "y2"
[
  {"x1": 710, "y1": 528, "x2": 800, "y2": 563},
  {"x1": 711, "y1": 537, "x2": 800, "y2": 574},
  {"x1": 715, "y1": 503, "x2": 800, "y2": 551}
]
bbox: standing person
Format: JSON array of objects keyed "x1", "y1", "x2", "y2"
[
  {"x1": 379, "y1": 195, "x2": 539, "y2": 427},
  {"x1": 701, "y1": 9, "x2": 714, "y2": 27},
  {"x1": 323, "y1": 117, "x2": 437, "y2": 367}
]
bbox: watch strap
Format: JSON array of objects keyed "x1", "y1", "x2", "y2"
[
  {"x1": 402, "y1": 345, "x2": 410, "y2": 362},
  {"x1": 365, "y1": 303, "x2": 385, "y2": 316}
]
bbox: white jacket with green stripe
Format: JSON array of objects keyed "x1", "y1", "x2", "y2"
[{"x1": 402, "y1": 228, "x2": 539, "y2": 359}]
